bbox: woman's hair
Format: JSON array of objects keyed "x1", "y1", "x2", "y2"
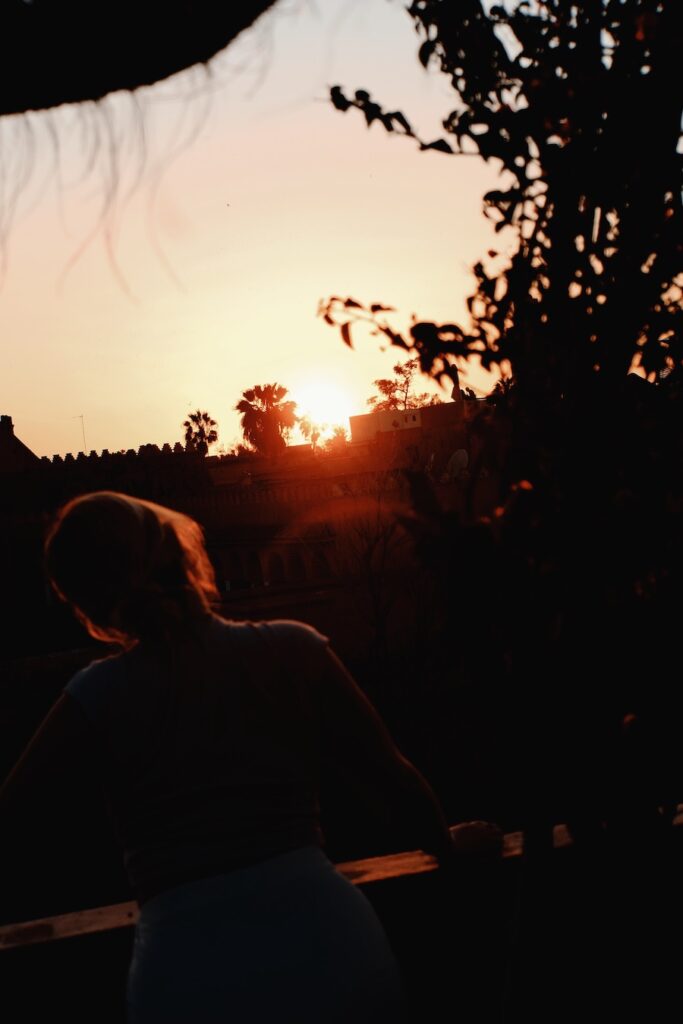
[{"x1": 45, "y1": 492, "x2": 218, "y2": 645}]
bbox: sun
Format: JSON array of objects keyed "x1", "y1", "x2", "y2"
[{"x1": 290, "y1": 380, "x2": 355, "y2": 435}]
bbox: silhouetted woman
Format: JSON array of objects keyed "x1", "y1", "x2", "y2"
[{"x1": 3, "y1": 492, "x2": 455, "y2": 1023}]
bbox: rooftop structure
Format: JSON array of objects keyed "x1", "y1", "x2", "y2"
[{"x1": 0, "y1": 415, "x2": 39, "y2": 473}]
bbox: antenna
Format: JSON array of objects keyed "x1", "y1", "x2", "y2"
[{"x1": 73, "y1": 414, "x2": 87, "y2": 453}]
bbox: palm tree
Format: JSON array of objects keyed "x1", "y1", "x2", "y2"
[
  {"x1": 235, "y1": 384, "x2": 297, "y2": 457},
  {"x1": 183, "y1": 410, "x2": 218, "y2": 456},
  {"x1": 298, "y1": 415, "x2": 321, "y2": 450},
  {"x1": 322, "y1": 425, "x2": 348, "y2": 454}
]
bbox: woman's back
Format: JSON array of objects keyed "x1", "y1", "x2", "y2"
[
  {"x1": 70, "y1": 616, "x2": 406, "y2": 1023},
  {"x1": 67, "y1": 616, "x2": 327, "y2": 903},
  {"x1": 4, "y1": 491, "x2": 453, "y2": 1021}
]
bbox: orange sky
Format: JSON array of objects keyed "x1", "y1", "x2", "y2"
[{"x1": 0, "y1": 0, "x2": 509, "y2": 458}]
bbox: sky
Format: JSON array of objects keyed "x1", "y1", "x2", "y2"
[{"x1": 0, "y1": 0, "x2": 510, "y2": 458}]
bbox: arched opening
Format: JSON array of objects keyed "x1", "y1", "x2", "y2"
[
  {"x1": 289, "y1": 551, "x2": 307, "y2": 584},
  {"x1": 313, "y1": 549, "x2": 332, "y2": 579},
  {"x1": 266, "y1": 552, "x2": 285, "y2": 586},
  {"x1": 224, "y1": 550, "x2": 247, "y2": 591},
  {"x1": 247, "y1": 550, "x2": 263, "y2": 587}
]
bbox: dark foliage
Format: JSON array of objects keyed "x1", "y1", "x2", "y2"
[
  {"x1": 322, "y1": 425, "x2": 349, "y2": 454},
  {"x1": 367, "y1": 356, "x2": 441, "y2": 411},
  {"x1": 323, "y1": 0, "x2": 683, "y2": 830},
  {"x1": 235, "y1": 384, "x2": 297, "y2": 458},
  {"x1": 183, "y1": 409, "x2": 218, "y2": 456},
  {"x1": 324, "y1": 1, "x2": 681, "y2": 390}
]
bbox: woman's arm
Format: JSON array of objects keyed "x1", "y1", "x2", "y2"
[
  {"x1": 0, "y1": 693, "x2": 119, "y2": 922},
  {"x1": 0, "y1": 693, "x2": 96, "y2": 823},
  {"x1": 308, "y1": 642, "x2": 455, "y2": 863}
]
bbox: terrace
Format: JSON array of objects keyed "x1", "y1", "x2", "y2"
[{"x1": 2, "y1": 815, "x2": 680, "y2": 1023}]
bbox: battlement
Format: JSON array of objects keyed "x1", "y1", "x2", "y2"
[{"x1": 40, "y1": 442, "x2": 191, "y2": 466}]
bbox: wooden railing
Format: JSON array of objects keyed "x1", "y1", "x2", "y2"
[
  {"x1": 0, "y1": 825, "x2": 574, "y2": 952},
  {"x1": 4, "y1": 803, "x2": 682, "y2": 955}
]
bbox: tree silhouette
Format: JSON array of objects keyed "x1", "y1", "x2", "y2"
[
  {"x1": 321, "y1": 0, "x2": 683, "y2": 679},
  {"x1": 182, "y1": 409, "x2": 218, "y2": 456},
  {"x1": 322, "y1": 425, "x2": 349, "y2": 454},
  {"x1": 367, "y1": 357, "x2": 441, "y2": 412},
  {"x1": 323, "y1": 1, "x2": 681, "y2": 397},
  {"x1": 298, "y1": 415, "x2": 321, "y2": 450},
  {"x1": 235, "y1": 384, "x2": 297, "y2": 457},
  {"x1": 321, "y1": 0, "x2": 683, "y2": 838}
]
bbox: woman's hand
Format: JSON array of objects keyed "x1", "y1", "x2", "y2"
[{"x1": 448, "y1": 821, "x2": 504, "y2": 858}]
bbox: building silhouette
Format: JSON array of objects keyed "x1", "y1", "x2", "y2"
[{"x1": 0, "y1": 402, "x2": 486, "y2": 661}]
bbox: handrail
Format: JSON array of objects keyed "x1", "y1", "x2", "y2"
[
  {"x1": 3, "y1": 809, "x2": 682, "y2": 952},
  {"x1": 0, "y1": 826, "x2": 562, "y2": 952}
]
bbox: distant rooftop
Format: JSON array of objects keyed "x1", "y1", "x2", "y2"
[
  {"x1": 0, "y1": 415, "x2": 39, "y2": 473},
  {"x1": 349, "y1": 401, "x2": 465, "y2": 443}
]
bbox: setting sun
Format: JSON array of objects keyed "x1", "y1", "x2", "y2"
[{"x1": 290, "y1": 380, "x2": 355, "y2": 437}]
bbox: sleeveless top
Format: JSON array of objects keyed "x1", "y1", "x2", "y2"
[{"x1": 65, "y1": 617, "x2": 328, "y2": 903}]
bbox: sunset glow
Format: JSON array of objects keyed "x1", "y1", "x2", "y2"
[
  {"x1": 290, "y1": 380, "x2": 355, "y2": 438},
  {"x1": 1, "y1": 0, "x2": 502, "y2": 458}
]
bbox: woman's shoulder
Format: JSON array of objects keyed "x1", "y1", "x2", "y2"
[
  {"x1": 65, "y1": 652, "x2": 122, "y2": 689},
  {"x1": 212, "y1": 616, "x2": 329, "y2": 652},
  {"x1": 64, "y1": 650, "x2": 130, "y2": 719},
  {"x1": 260, "y1": 619, "x2": 329, "y2": 648}
]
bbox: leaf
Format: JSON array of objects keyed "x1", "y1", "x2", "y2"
[
  {"x1": 363, "y1": 102, "x2": 382, "y2": 126},
  {"x1": 341, "y1": 322, "x2": 353, "y2": 348},
  {"x1": 371, "y1": 303, "x2": 395, "y2": 313},
  {"x1": 385, "y1": 329, "x2": 408, "y2": 350},
  {"x1": 483, "y1": 188, "x2": 518, "y2": 206},
  {"x1": 390, "y1": 111, "x2": 412, "y2": 134},
  {"x1": 421, "y1": 138, "x2": 454, "y2": 154},
  {"x1": 418, "y1": 39, "x2": 436, "y2": 68},
  {"x1": 330, "y1": 86, "x2": 351, "y2": 112},
  {"x1": 344, "y1": 297, "x2": 362, "y2": 308}
]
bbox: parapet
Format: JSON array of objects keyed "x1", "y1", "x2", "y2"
[{"x1": 42, "y1": 442, "x2": 192, "y2": 466}]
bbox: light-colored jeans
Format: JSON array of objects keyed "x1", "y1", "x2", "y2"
[{"x1": 127, "y1": 846, "x2": 403, "y2": 1023}]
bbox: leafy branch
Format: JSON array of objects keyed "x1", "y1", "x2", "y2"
[
  {"x1": 326, "y1": 2, "x2": 682, "y2": 394},
  {"x1": 330, "y1": 86, "x2": 457, "y2": 155}
]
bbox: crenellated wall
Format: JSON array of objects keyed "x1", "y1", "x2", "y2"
[
  {"x1": 0, "y1": 414, "x2": 477, "y2": 660},
  {"x1": 41, "y1": 441, "x2": 187, "y2": 465}
]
